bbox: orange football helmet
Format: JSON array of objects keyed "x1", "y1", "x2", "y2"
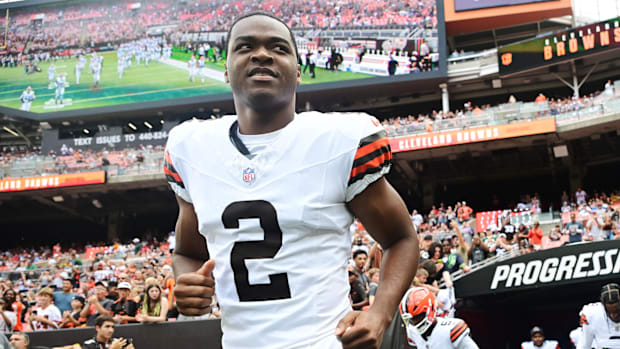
[{"x1": 399, "y1": 287, "x2": 437, "y2": 334}]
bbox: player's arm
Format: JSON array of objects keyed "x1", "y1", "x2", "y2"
[
  {"x1": 451, "y1": 320, "x2": 479, "y2": 349},
  {"x1": 337, "y1": 178, "x2": 418, "y2": 348},
  {"x1": 576, "y1": 313, "x2": 593, "y2": 349},
  {"x1": 349, "y1": 178, "x2": 418, "y2": 321}
]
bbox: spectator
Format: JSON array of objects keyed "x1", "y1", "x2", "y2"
[
  {"x1": 535, "y1": 93, "x2": 547, "y2": 104},
  {"x1": 521, "y1": 326, "x2": 559, "y2": 349},
  {"x1": 53, "y1": 279, "x2": 76, "y2": 314},
  {"x1": 490, "y1": 233, "x2": 514, "y2": 257},
  {"x1": 136, "y1": 283, "x2": 167, "y2": 323},
  {"x1": 59, "y1": 296, "x2": 86, "y2": 328},
  {"x1": 450, "y1": 221, "x2": 470, "y2": 265},
  {"x1": 457, "y1": 201, "x2": 473, "y2": 222},
  {"x1": 29, "y1": 288, "x2": 61, "y2": 331},
  {"x1": 351, "y1": 250, "x2": 370, "y2": 291},
  {"x1": 500, "y1": 218, "x2": 517, "y2": 244},
  {"x1": 110, "y1": 282, "x2": 138, "y2": 324},
  {"x1": 82, "y1": 315, "x2": 135, "y2": 349},
  {"x1": 4, "y1": 290, "x2": 24, "y2": 332},
  {"x1": 0, "y1": 296, "x2": 16, "y2": 332},
  {"x1": 105, "y1": 282, "x2": 119, "y2": 302},
  {"x1": 576, "y1": 188, "x2": 587, "y2": 205},
  {"x1": 565, "y1": 213, "x2": 584, "y2": 243},
  {"x1": 347, "y1": 268, "x2": 368, "y2": 311},
  {"x1": 367, "y1": 268, "x2": 380, "y2": 307},
  {"x1": 441, "y1": 239, "x2": 470, "y2": 274},
  {"x1": 80, "y1": 282, "x2": 113, "y2": 327},
  {"x1": 468, "y1": 234, "x2": 490, "y2": 264},
  {"x1": 528, "y1": 221, "x2": 543, "y2": 250},
  {"x1": 549, "y1": 225, "x2": 562, "y2": 241}
]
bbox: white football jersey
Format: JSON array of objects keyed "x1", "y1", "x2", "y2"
[
  {"x1": 165, "y1": 112, "x2": 392, "y2": 349},
  {"x1": 571, "y1": 327, "x2": 598, "y2": 349},
  {"x1": 521, "y1": 340, "x2": 559, "y2": 349},
  {"x1": 578, "y1": 302, "x2": 620, "y2": 349},
  {"x1": 405, "y1": 317, "x2": 479, "y2": 349}
]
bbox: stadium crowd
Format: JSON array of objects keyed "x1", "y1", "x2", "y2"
[
  {"x1": 383, "y1": 86, "x2": 615, "y2": 136},
  {"x1": 0, "y1": 0, "x2": 437, "y2": 56},
  {"x1": 0, "y1": 184, "x2": 617, "y2": 337}
]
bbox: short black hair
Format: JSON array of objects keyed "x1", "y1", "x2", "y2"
[
  {"x1": 352, "y1": 250, "x2": 368, "y2": 259},
  {"x1": 226, "y1": 11, "x2": 299, "y2": 60},
  {"x1": 95, "y1": 314, "x2": 115, "y2": 328}
]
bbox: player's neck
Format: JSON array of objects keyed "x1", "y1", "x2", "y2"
[{"x1": 236, "y1": 103, "x2": 295, "y2": 135}]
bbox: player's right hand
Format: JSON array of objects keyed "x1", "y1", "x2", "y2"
[
  {"x1": 108, "y1": 338, "x2": 127, "y2": 349},
  {"x1": 174, "y1": 260, "x2": 216, "y2": 316}
]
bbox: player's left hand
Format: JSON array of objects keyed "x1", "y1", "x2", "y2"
[{"x1": 335, "y1": 310, "x2": 387, "y2": 349}]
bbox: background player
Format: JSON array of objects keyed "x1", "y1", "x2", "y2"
[
  {"x1": 198, "y1": 55, "x2": 206, "y2": 83},
  {"x1": 55, "y1": 72, "x2": 68, "y2": 105},
  {"x1": 521, "y1": 326, "x2": 559, "y2": 349},
  {"x1": 187, "y1": 54, "x2": 197, "y2": 82},
  {"x1": 400, "y1": 287, "x2": 479, "y2": 348},
  {"x1": 169, "y1": 12, "x2": 419, "y2": 349},
  {"x1": 48, "y1": 63, "x2": 56, "y2": 89},
  {"x1": 20, "y1": 86, "x2": 35, "y2": 111},
  {"x1": 578, "y1": 283, "x2": 620, "y2": 349},
  {"x1": 75, "y1": 54, "x2": 86, "y2": 85},
  {"x1": 90, "y1": 53, "x2": 102, "y2": 88}
]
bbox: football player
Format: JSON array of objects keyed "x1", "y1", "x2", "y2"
[
  {"x1": 167, "y1": 11, "x2": 418, "y2": 349},
  {"x1": 75, "y1": 54, "x2": 86, "y2": 85},
  {"x1": 188, "y1": 54, "x2": 197, "y2": 82},
  {"x1": 48, "y1": 64, "x2": 56, "y2": 89},
  {"x1": 198, "y1": 55, "x2": 206, "y2": 83},
  {"x1": 578, "y1": 283, "x2": 620, "y2": 349},
  {"x1": 400, "y1": 287, "x2": 479, "y2": 349},
  {"x1": 20, "y1": 86, "x2": 35, "y2": 111},
  {"x1": 54, "y1": 72, "x2": 67, "y2": 105},
  {"x1": 521, "y1": 326, "x2": 559, "y2": 349}
]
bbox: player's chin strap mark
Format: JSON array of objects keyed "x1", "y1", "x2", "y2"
[{"x1": 229, "y1": 120, "x2": 252, "y2": 158}]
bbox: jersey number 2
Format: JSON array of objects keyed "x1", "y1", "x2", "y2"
[{"x1": 222, "y1": 200, "x2": 292, "y2": 302}]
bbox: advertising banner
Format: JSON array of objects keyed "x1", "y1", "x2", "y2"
[
  {"x1": 454, "y1": 240, "x2": 620, "y2": 298},
  {"x1": 0, "y1": 171, "x2": 106, "y2": 193},
  {"x1": 454, "y1": 0, "x2": 557, "y2": 12},
  {"x1": 390, "y1": 118, "x2": 556, "y2": 153}
]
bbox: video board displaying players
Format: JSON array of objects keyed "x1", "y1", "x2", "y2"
[{"x1": 0, "y1": 0, "x2": 445, "y2": 115}]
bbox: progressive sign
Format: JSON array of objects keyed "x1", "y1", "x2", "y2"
[{"x1": 454, "y1": 240, "x2": 620, "y2": 298}]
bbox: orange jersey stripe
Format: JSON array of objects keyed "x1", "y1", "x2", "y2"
[
  {"x1": 354, "y1": 137, "x2": 390, "y2": 161},
  {"x1": 350, "y1": 151, "x2": 392, "y2": 179},
  {"x1": 451, "y1": 323, "x2": 468, "y2": 342},
  {"x1": 164, "y1": 165, "x2": 183, "y2": 183},
  {"x1": 450, "y1": 321, "x2": 465, "y2": 336}
]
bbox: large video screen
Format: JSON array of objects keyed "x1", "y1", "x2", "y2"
[
  {"x1": 454, "y1": 0, "x2": 558, "y2": 12},
  {"x1": 0, "y1": 0, "x2": 444, "y2": 115}
]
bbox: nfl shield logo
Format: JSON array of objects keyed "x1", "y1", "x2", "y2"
[{"x1": 242, "y1": 167, "x2": 256, "y2": 184}]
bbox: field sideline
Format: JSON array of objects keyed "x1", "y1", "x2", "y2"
[{"x1": 0, "y1": 51, "x2": 372, "y2": 113}]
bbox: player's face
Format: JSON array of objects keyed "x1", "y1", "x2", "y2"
[
  {"x1": 605, "y1": 302, "x2": 620, "y2": 323},
  {"x1": 531, "y1": 333, "x2": 544, "y2": 346},
  {"x1": 226, "y1": 15, "x2": 301, "y2": 111}
]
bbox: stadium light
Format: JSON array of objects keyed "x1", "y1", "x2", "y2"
[
  {"x1": 91, "y1": 199, "x2": 103, "y2": 209},
  {"x1": 144, "y1": 121, "x2": 153, "y2": 129},
  {"x1": 83, "y1": 129, "x2": 90, "y2": 134},
  {"x1": 160, "y1": 120, "x2": 165, "y2": 124},
  {"x1": 52, "y1": 196, "x2": 64, "y2": 202},
  {"x1": 128, "y1": 122, "x2": 137, "y2": 131},
  {"x1": 2, "y1": 126, "x2": 19, "y2": 137}
]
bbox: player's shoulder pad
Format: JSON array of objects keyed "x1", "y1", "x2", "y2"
[
  {"x1": 580, "y1": 302, "x2": 602, "y2": 325},
  {"x1": 298, "y1": 111, "x2": 385, "y2": 142},
  {"x1": 448, "y1": 318, "x2": 470, "y2": 343}
]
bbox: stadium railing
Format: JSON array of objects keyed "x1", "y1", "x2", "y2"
[{"x1": 387, "y1": 93, "x2": 619, "y2": 137}]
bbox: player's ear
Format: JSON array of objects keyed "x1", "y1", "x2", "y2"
[
  {"x1": 296, "y1": 63, "x2": 301, "y2": 85},
  {"x1": 224, "y1": 63, "x2": 229, "y2": 84}
]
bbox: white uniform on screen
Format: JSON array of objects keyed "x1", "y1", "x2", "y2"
[
  {"x1": 164, "y1": 112, "x2": 392, "y2": 349},
  {"x1": 405, "y1": 317, "x2": 479, "y2": 349},
  {"x1": 188, "y1": 56, "x2": 197, "y2": 82},
  {"x1": 578, "y1": 302, "x2": 620, "y2": 349},
  {"x1": 521, "y1": 340, "x2": 559, "y2": 349},
  {"x1": 20, "y1": 87, "x2": 35, "y2": 111}
]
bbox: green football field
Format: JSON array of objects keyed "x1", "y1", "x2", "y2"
[{"x1": 0, "y1": 51, "x2": 373, "y2": 114}]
